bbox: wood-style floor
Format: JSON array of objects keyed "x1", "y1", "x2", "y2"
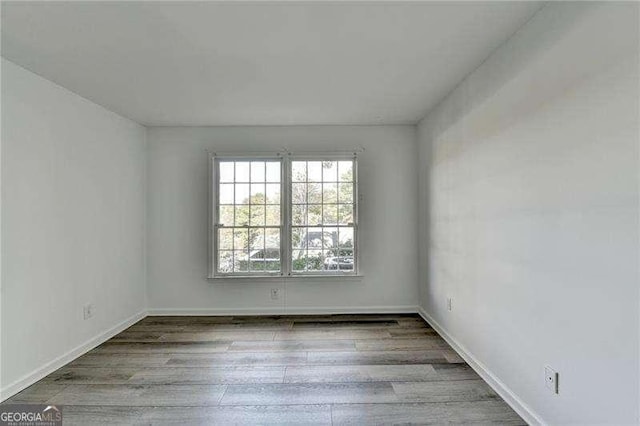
[{"x1": 2, "y1": 314, "x2": 524, "y2": 425}]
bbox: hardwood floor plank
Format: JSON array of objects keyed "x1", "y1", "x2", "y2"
[
  {"x1": 41, "y1": 366, "x2": 286, "y2": 386},
  {"x1": 274, "y1": 329, "x2": 393, "y2": 340},
  {"x1": 48, "y1": 384, "x2": 227, "y2": 406},
  {"x1": 387, "y1": 328, "x2": 439, "y2": 338},
  {"x1": 124, "y1": 324, "x2": 188, "y2": 333},
  {"x1": 220, "y1": 383, "x2": 398, "y2": 405},
  {"x1": 139, "y1": 316, "x2": 235, "y2": 325},
  {"x1": 128, "y1": 366, "x2": 285, "y2": 384},
  {"x1": 167, "y1": 352, "x2": 308, "y2": 366},
  {"x1": 293, "y1": 314, "x2": 415, "y2": 322},
  {"x1": 93, "y1": 341, "x2": 231, "y2": 354},
  {"x1": 392, "y1": 380, "x2": 499, "y2": 403},
  {"x1": 395, "y1": 317, "x2": 432, "y2": 327},
  {"x1": 62, "y1": 406, "x2": 145, "y2": 425},
  {"x1": 307, "y1": 350, "x2": 450, "y2": 365},
  {"x1": 44, "y1": 367, "x2": 139, "y2": 384},
  {"x1": 140, "y1": 404, "x2": 332, "y2": 425},
  {"x1": 228, "y1": 339, "x2": 356, "y2": 352},
  {"x1": 443, "y1": 349, "x2": 466, "y2": 363},
  {"x1": 431, "y1": 364, "x2": 482, "y2": 381},
  {"x1": 284, "y1": 365, "x2": 439, "y2": 383},
  {"x1": 67, "y1": 353, "x2": 171, "y2": 367},
  {"x1": 355, "y1": 338, "x2": 449, "y2": 351},
  {"x1": 231, "y1": 316, "x2": 297, "y2": 324},
  {"x1": 178, "y1": 323, "x2": 294, "y2": 332},
  {"x1": 292, "y1": 320, "x2": 399, "y2": 329},
  {"x1": 331, "y1": 401, "x2": 526, "y2": 425},
  {"x1": 159, "y1": 331, "x2": 276, "y2": 342}
]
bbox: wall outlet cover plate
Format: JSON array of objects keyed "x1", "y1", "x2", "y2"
[{"x1": 545, "y1": 365, "x2": 558, "y2": 394}]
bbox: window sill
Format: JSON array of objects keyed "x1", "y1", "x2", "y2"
[{"x1": 208, "y1": 274, "x2": 364, "y2": 281}]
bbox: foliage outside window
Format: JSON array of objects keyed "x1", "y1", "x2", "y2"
[{"x1": 212, "y1": 155, "x2": 357, "y2": 277}]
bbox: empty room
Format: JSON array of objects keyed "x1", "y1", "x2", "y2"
[{"x1": 0, "y1": 1, "x2": 638, "y2": 425}]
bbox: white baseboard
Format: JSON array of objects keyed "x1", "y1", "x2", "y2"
[
  {"x1": 417, "y1": 307, "x2": 545, "y2": 426},
  {"x1": 148, "y1": 305, "x2": 419, "y2": 316},
  {"x1": 0, "y1": 310, "x2": 146, "y2": 402}
]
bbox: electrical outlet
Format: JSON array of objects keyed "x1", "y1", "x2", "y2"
[
  {"x1": 83, "y1": 303, "x2": 94, "y2": 320},
  {"x1": 545, "y1": 365, "x2": 559, "y2": 394},
  {"x1": 447, "y1": 297, "x2": 452, "y2": 311},
  {"x1": 270, "y1": 288, "x2": 280, "y2": 300}
]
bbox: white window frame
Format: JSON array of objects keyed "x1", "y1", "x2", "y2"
[{"x1": 209, "y1": 152, "x2": 359, "y2": 278}]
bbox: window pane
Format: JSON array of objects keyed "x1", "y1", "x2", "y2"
[
  {"x1": 220, "y1": 162, "x2": 234, "y2": 183},
  {"x1": 250, "y1": 259, "x2": 265, "y2": 272},
  {"x1": 322, "y1": 161, "x2": 338, "y2": 181},
  {"x1": 292, "y1": 161, "x2": 306, "y2": 182},
  {"x1": 292, "y1": 205, "x2": 307, "y2": 226},
  {"x1": 219, "y1": 205, "x2": 234, "y2": 226},
  {"x1": 292, "y1": 183, "x2": 306, "y2": 204},
  {"x1": 266, "y1": 162, "x2": 280, "y2": 182},
  {"x1": 251, "y1": 161, "x2": 265, "y2": 182},
  {"x1": 250, "y1": 205, "x2": 265, "y2": 226},
  {"x1": 308, "y1": 204, "x2": 322, "y2": 226},
  {"x1": 323, "y1": 204, "x2": 338, "y2": 224},
  {"x1": 292, "y1": 227, "x2": 307, "y2": 249},
  {"x1": 326, "y1": 250, "x2": 353, "y2": 270},
  {"x1": 307, "y1": 161, "x2": 322, "y2": 182},
  {"x1": 218, "y1": 251, "x2": 233, "y2": 273},
  {"x1": 323, "y1": 227, "x2": 339, "y2": 253},
  {"x1": 218, "y1": 228, "x2": 233, "y2": 250},
  {"x1": 307, "y1": 250, "x2": 323, "y2": 271},
  {"x1": 250, "y1": 228, "x2": 265, "y2": 252},
  {"x1": 322, "y1": 227, "x2": 341, "y2": 270},
  {"x1": 338, "y1": 161, "x2": 353, "y2": 182},
  {"x1": 235, "y1": 162, "x2": 250, "y2": 182},
  {"x1": 234, "y1": 229, "x2": 249, "y2": 250},
  {"x1": 235, "y1": 206, "x2": 249, "y2": 226},
  {"x1": 234, "y1": 250, "x2": 248, "y2": 272},
  {"x1": 219, "y1": 184, "x2": 234, "y2": 204},
  {"x1": 339, "y1": 227, "x2": 354, "y2": 249},
  {"x1": 265, "y1": 228, "x2": 280, "y2": 249},
  {"x1": 265, "y1": 206, "x2": 280, "y2": 226},
  {"x1": 264, "y1": 248, "x2": 281, "y2": 271},
  {"x1": 266, "y1": 184, "x2": 280, "y2": 205},
  {"x1": 340, "y1": 249, "x2": 354, "y2": 261},
  {"x1": 292, "y1": 250, "x2": 306, "y2": 271},
  {"x1": 307, "y1": 227, "x2": 324, "y2": 249},
  {"x1": 338, "y1": 183, "x2": 353, "y2": 204},
  {"x1": 323, "y1": 183, "x2": 338, "y2": 204},
  {"x1": 336, "y1": 227, "x2": 354, "y2": 271},
  {"x1": 251, "y1": 183, "x2": 265, "y2": 203},
  {"x1": 338, "y1": 204, "x2": 353, "y2": 225},
  {"x1": 235, "y1": 184, "x2": 250, "y2": 204},
  {"x1": 308, "y1": 183, "x2": 321, "y2": 204}
]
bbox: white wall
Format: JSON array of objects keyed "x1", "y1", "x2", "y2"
[
  {"x1": 1, "y1": 59, "x2": 147, "y2": 398},
  {"x1": 147, "y1": 126, "x2": 418, "y2": 314},
  {"x1": 417, "y1": 2, "x2": 639, "y2": 425}
]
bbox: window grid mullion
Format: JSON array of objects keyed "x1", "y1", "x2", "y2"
[
  {"x1": 232, "y1": 162, "x2": 236, "y2": 269},
  {"x1": 283, "y1": 156, "x2": 291, "y2": 276},
  {"x1": 264, "y1": 162, "x2": 267, "y2": 273}
]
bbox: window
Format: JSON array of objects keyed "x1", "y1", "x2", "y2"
[
  {"x1": 214, "y1": 159, "x2": 283, "y2": 275},
  {"x1": 211, "y1": 155, "x2": 358, "y2": 277},
  {"x1": 290, "y1": 160, "x2": 356, "y2": 274}
]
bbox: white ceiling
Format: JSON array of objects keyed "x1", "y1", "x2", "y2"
[{"x1": 1, "y1": 1, "x2": 542, "y2": 126}]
